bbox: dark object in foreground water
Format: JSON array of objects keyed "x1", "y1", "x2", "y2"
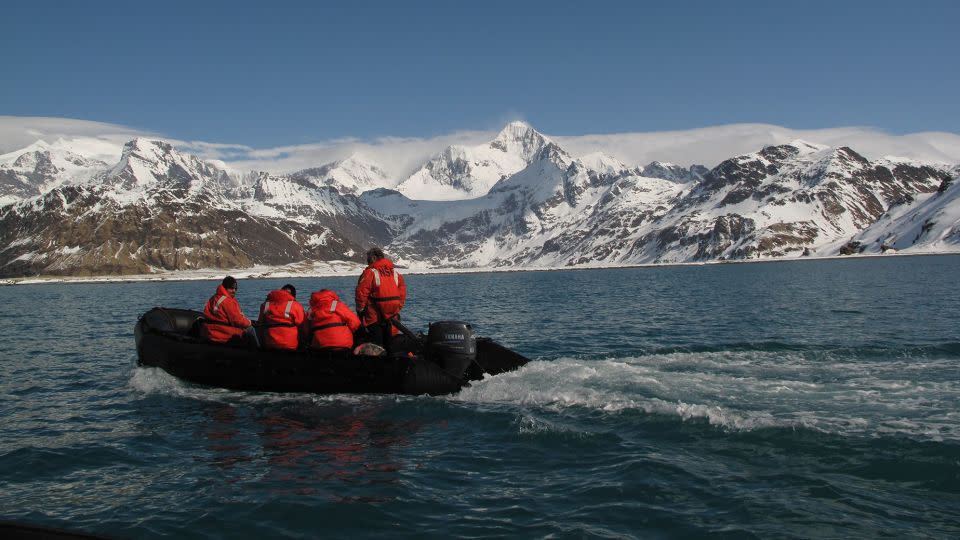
[
  {"x1": 135, "y1": 308, "x2": 529, "y2": 396},
  {"x1": 0, "y1": 520, "x2": 116, "y2": 540}
]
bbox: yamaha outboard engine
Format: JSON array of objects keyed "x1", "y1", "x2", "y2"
[{"x1": 426, "y1": 321, "x2": 477, "y2": 379}]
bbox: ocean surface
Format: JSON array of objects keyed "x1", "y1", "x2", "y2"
[{"x1": 1, "y1": 255, "x2": 959, "y2": 539}]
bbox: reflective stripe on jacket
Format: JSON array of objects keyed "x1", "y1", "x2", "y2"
[
  {"x1": 200, "y1": 284, "x2": 252, "y2": 344},
  {"x1": 355, "y1": 258, "x2": 406, "y2": 333}
]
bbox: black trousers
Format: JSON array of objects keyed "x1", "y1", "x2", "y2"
[
  {"x1": 356, "y1": 322, "x2": 390, "y2": 348},
  {"x1": 356, "y1": 320, "x2": 419, "y2": 356}
]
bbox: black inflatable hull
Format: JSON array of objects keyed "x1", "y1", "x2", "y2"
[{"x1": 135, "y1": 308, "x2": 529, "y2": 396}]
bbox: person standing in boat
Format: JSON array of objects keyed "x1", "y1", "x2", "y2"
[
  {"x1": 200, "y1": 276, "x2": 258, "y2": 347},
  {"x1": 355, "y1": 247, "x2": 407, "y2": 348},
  {"x1": 256, "y1": 284, "x2": 306, "y2": 351},
  {"x1": 304, "y1": 289, "x2": 361, "y2": 350}
]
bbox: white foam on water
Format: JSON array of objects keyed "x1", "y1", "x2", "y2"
[
  {"x1": 127, "y1": 367, "x2": 402, "y2": 408},
  {"x1": 515, "y1": 414, "x2": 598, "y2": 438},
  {"x1": 129, "y1": 366, "x2": 193, "y2": 395},
  {"x1": 129, "y1": 366, "x2": 297, "y2": 405},
  {"x1": 129, "y1": 348, "x2": 959, "y2": 441},
  {"x1": 455, "y1": 351, "x2": 960, "y2": 441}
]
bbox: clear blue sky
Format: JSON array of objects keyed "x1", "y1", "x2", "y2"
[{"x1": 3, "y1": 0, "x2": 957, "y2": 147}]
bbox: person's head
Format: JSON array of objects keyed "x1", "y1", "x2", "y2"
[
  {"x1": 281, "y1": 284, "x2": 296, "y2": 298},
  {"x1": 222, "y1": 276, "x2": 238, "y2": 296},
  {"x1": 366, "y1": 247, "x2": 385, "y2": 265},
  {"x1": 310, "y1": 288, "x2": 337, "y2": 306}
]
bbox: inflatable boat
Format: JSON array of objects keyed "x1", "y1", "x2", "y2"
[{"x1": 135, "y1": 307, "x2": 529, "y2": 395}]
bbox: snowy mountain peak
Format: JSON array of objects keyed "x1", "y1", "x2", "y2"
[
  {"x1": 813, "y1": 146, "x2": 871, "y2": 176},
  {"x1": 0, "y1": 140, "x2": 54, "y2": 164},
  {"x1": 579, "y1": 152, "x2": 629, "y2": 174},
  {"x1": 641, "y1": 161, "x2": 707, "y2": 183},
  {"x1": 1, "y1": 139, "x2": 105, "y2": 170},
  {"x1": 101, "y1": 138, "x2": 230, "y2": 196},
  {"x1": 11, "y1": 148, "x2": 53, "y2": 170},
  {"x1": 288, "y1": 154, "x2": 390, "y2": 195},
  {"x1": 0, "y1": 140, "x2": 110, "y2": 204},
  {"x1": 121, "y1": 138, "x2": 175, "y2": 159},
  {"x1": 788, "y1": 139, "x2": 830, "y2": 154},
  {"x1": 395, "y1": 121, "x2": 557, "y2": 201},
  {"x1": 490, "y1": 121, "x2": 550, "y2": 160},
  {"x1": 493, "y1": 120, "x2": 537, "y2": 141}
]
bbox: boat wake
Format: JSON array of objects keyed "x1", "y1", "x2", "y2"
[
  {"x1": 128, "y1": 343, "x2": 959, "y2": 442},
  {"x1": 454, "y1": 348, "x2": 960, "y2": 442}
]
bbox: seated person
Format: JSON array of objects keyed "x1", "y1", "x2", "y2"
[
  {"x1": 201, "y1": 276, "x2": 257, "y2": 346},
  {"x1": 257, "y1": 284, "x2": 305, "y2": 351},
  {"x1": 305, "y1": 289, "x2": 360, "y2": 350}
]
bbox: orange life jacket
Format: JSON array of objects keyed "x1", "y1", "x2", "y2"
[
  {"x1": 257, "y1": 289, "x2": 305, "y2": 351},
  {"x1": 307, "y1": 290, "x2": 361, "y2": 349},
  {"x1": 356, "y1": 258, "x2": 406, "y2": 334},
  {"x1": 200, "y1": 284, "x2": 251, "y2": 343}
]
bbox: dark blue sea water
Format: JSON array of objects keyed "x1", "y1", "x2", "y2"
[{"x1": 1, "y1": 255, "x2": 959, "y2": 538}]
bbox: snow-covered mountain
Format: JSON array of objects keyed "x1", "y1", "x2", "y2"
[
  {"x1": 0, "y1": 123, "x2": 957, "y2": 278},
  {"x1": 285, "y1": 154, "x2": 392, "y2": 195},
  {"x1": 394, "y1": 121, "x2": 552, "y2": 201},
  {"x1": 640, "y1": 161, "x2": 709, "y2": 184},
  {"x1": 643, "y1": 141, "x2": 950, "y2": 262},
  {"x1": 365, "y1": 142, "x2": 692, "y2": 267},
  {"x1": 848, "y1": 166, "x2": 959, "y2": 254},
  {"x1": 366, "y1": 137, "x2": 956, "y2": 268},
  {"x1": 0, "y1": 140, "x2": 109, "y2": 205},
  {"x1": 0, "y1": 139, "x2": 393, "y2": 276}
]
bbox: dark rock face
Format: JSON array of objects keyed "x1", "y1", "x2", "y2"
[
  {"x1": 839, "y1": 241, "x2": 865, "y2": 255},
  {"x1": 0, "y1": 140, "x2": 394, "y2": 278},
  {"x1": 640, "y1": 162, "x2": 708, "y2": 184},
  {"x1": 0, "y1": 180, "x2": 391, "y2": 277}
]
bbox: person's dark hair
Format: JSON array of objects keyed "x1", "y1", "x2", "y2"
[
  {"x1": 281, "y1": 284, "x2": 296, "y2": 298},
  {"x1": 366, "y1": 247, "x2": 385, "y2": 263},
  {"x1": 222, "y1": 276, "x2": 237, "y2": 290}
]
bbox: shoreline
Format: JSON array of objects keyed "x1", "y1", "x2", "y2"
[{"x1": 2, "y1": 249, "x2": 958, "y2": 287}]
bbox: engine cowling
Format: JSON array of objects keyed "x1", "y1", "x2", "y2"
[{"x1": 426, "y1": 320, "x2": 476, "y2": 379}]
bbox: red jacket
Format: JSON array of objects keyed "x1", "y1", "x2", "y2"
[
  {"x1": 355, "y1": 258, "x2": 406, "y2": 334},
  {"x1": 305, "y1": 290, "x2": 361, "y2": 349},
  {"x1": 257, "y1": 289, "x2": 306, "y2": 351},
  {"x1": 201, "y1": 284, "x2": 252, "y2": 344}
]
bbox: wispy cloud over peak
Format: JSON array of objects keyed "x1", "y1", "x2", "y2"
[{"x1": 2, "y1": 117, "x2": 958, "y2": 181}]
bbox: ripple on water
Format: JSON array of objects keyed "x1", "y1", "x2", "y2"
[{"x1": 1, "y1": 258, "x2": 959, "y2": 538}]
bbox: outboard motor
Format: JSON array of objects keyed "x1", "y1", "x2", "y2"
[{"x1": 426, "y1": 321, "x2": 477, "y2": 379}]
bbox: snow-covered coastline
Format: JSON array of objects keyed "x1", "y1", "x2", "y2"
[{"x1": 4, "y1": 250, "x2": 958, "y2": 287}]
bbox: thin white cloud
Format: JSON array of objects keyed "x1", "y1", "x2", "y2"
[
  {"x1": 220, "y1": 130, "x2": 494, "y2": 179},
  {"x1": 0, "y1": 116, "x2": 154, "y2": 154},
  {"x1": 223, "y1": 124, "x2": 960, "y2": 177},
  {"x1": 2, "y1": 117, "x2": 958, "y2": 182},
  {"x1": 554, "y1": 124, "x2": 960, "y2": 168}
]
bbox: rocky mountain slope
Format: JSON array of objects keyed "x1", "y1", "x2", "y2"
[
  {"x1": 0, "y1": 139, "x2": 392, "y2": 276},
  {"x1": 0, "y1": 140, "x2": 108, "y2": 205},
  {"x1": 365, "y1": 135, "x2": 954, "y2": 268},
  {"x1": 0, "y1": 123, "x2": 957, "y2": 278}
]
